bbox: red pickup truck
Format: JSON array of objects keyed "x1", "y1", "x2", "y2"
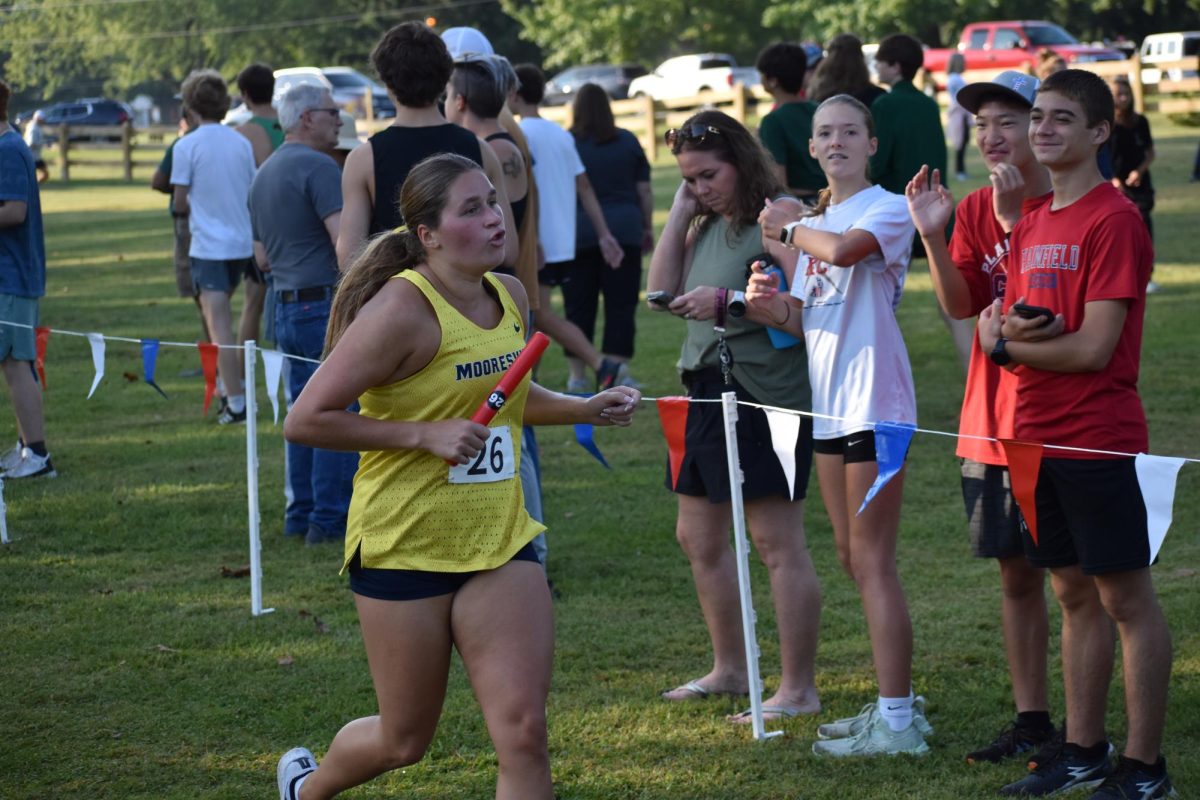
[{"x1": 923, "y1": 21, "x2": 1126, "y2": 89}]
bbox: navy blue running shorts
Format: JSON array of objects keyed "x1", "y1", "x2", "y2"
[{"x1": 348, "y1": 541, "x2": 541, "y2": 601}]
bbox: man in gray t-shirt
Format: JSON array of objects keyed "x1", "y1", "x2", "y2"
[{"x1": 249, "y1": 84, "x2": 356, "y2": 546}]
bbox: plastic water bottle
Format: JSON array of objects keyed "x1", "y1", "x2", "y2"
[{"x1": 763, "y1": 265, "x2": 802, "y2": 349}]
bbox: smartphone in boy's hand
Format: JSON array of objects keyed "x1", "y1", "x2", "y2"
[{"x1": 1010, "y1": 302, "x2": 1055, "y2": 326}]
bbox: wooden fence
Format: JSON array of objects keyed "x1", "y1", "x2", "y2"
[
  {"x1": 49, "y1": 56, "x2": 1200, "y2": 181},
  {"x1": 48, "y1": 122, "x2": 176, "y2": 182}
]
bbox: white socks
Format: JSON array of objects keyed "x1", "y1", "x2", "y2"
[
  {"x1": 878, "y1": 692, "x2": 914, "y2": 732},
  {"x1": 227, "y1": 394, "x2": 246, "y2": 414}
]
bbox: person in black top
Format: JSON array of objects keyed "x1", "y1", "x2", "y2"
[
  {"x1": 336, "y1": 21, "x2": 518, "y2": 270},
  {"x1": 445, "y1": 54, "x2": 530, "y2": 233},
  {"x1": 1109, "y1": 76, "x2": 1158, "y2": 292}
]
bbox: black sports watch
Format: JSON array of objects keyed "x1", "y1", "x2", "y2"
[
  {"x1": 989, "y1": 337, "x2": 1012, "y2": 367},
  {"x1": 727, "y1": 290, "x2": 747, "y2": 318}
]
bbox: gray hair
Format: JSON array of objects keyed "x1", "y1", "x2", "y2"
[{"x1": 277, "y1": 83, "x2": 329, "y2": 132}]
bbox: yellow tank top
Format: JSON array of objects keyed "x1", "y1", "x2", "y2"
[{"x1": 343, "y1": 270, "x2": 544, "y2": 572}]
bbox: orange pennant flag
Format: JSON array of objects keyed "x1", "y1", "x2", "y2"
[
  {"x1": 656, "y1": 397, "x2": 690, "y2": 490},
  {"x1": 1000, "y1": 439, "x2": 1045, "y2": 546},
  {"x1": 198, "y1": 342, "x2": 219, "y2": 415},
  {"x1": 34, "y1": 326, "x2": 51, "y2": 389}
]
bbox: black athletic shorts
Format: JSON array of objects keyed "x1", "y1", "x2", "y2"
[
  {"x1": 348, "y1": 541, "x2": 541, "y2": 601},
  {"x1": 667, "y1": 368, "x2": 813, "y2": 504},
  {"x1": 538, "y1": 261, "x2": 570, "y2": 287},
  {"x1": 813, "y1": 431, "x2": 878, "y2": 463},
  {"x1": 1021, "y1": 457, "x2": 1152, "y2": 575},
  {"x1": 961, "y1": 459, "x2": 1024, "y2": 559}
]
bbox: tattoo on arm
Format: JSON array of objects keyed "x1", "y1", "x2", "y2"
[{"x1": 502, "y1": 155, "x2": 521, "y2": 180}]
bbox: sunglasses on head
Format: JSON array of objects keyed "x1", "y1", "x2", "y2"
[{"x1": 665, "y1": 123, "x2": 722, "y2": 152}]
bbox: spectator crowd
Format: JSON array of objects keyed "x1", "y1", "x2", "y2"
[{"x1": 0, "y1": 19, "x2": 1178, "y2": 800}]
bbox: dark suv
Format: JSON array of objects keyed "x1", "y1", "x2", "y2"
[
  {"x1": 38, "y1": 98, "x2": 133, "y2": 141},
  {"x1": 543, "y1": 64, "x2": 647, "y2": 105}
]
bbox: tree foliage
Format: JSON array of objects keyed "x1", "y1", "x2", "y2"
[
  {"x1": 5, "y1": 0, "x2": 1200, "y2": 110},
  {"x1": 0, "y1": 0, "x2": 538, "y2": 107},
  {"x1": 500, "y1": 0, "x2": 791, "y2": 69}
]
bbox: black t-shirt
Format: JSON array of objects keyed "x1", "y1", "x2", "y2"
[{"x1": 1110, "y1": 115, "x2": 1154, "y2": 192}]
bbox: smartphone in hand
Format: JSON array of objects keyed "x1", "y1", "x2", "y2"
[
  {"x1": 647, "y1": 290, "x2": 675, "y2": 307},
  {"x1": 1011, "y1": 302, "x2": 1055, "y2": 325}
]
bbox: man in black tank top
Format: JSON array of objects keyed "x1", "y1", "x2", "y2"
[{"x1": 335, "y1": 21, "x2": 518, "y2": 271}]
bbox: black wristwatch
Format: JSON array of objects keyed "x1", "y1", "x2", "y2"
[
  {"x1": 727, "y1": 290, "x2": 747, "y2": 318},
  {"x1": 989, "y1": 337, "x2": 1012, "y2": 367}
]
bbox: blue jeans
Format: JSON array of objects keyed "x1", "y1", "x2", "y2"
[{"x1": 275, "y1": 297, "x2": 357, "y2": 537}]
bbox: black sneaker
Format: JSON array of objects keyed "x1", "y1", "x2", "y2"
[
  {"x1": 305, "y1": 523, "x2": 342, "y2": 546},
  {"x1": 217, "y1": 405, "x2": 247, "y2": 425},
  {"x1": 966, "y1": 719, "x2": 1057, "y2": 764},
  {"x1": 1086, "y1": 756, "x2": 1176, "y2": 799},
  {"x1": 592, "y1": 357, "x2": 628, "y2": 393},
  {"x1": 999, "y1": 742, "x2": 1113, "y2": 796},
  {"x1": 1027, "y1": 723, "x2": 1066, "y2": 771}
]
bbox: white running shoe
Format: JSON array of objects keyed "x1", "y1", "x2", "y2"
[
  {"x1": 277, "y1": 747, "x2": 317, "y2": 800},
  {"x1": 3, "y1": 450, "x2": 56, "y2": 479},
  {"x1": 817, "y1": 696, "x2": 931, "y2": 740},
  {"x1": 811, "y1": 709, "x2": 931, "y2": 757},
  {"x1": 0, "y1": 443, "x2": 25, "y2": 474}
]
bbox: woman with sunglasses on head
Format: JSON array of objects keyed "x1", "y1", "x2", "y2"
[
  {"x1": 749, "y1": 95, "x2": 927, "y2": 757},
  {"x1": 275, "y1": 154, "x2": 640, "y2": 800},
  {"x1": 647, "y1": 110, "x2": 822, "y2": 725}
]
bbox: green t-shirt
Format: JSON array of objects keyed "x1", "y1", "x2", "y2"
[
  {"x1": 159, "y1": 138, "x2": 177, "y2": 216},
  {"x1": 759, "y1": 101, "x2": 826, "y2": 195},
  {"x1": 869, "y1": 80, "x2": 947, "y2": 195},
  {"x1": 678, "y1": 217, "x2": 811, "y2": 411}
]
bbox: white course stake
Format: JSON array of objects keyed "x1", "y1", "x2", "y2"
[
  {"x1": 0, "y1": 477, "x2": 9, "y2": 544},
  {"x1": 244, "y1": 342, "x2": 273, "y2": 617},
  {"x1": 720, "y1": 391, "x2": 781, "y2": 741}
]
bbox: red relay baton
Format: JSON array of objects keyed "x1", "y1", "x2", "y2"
[{"x1": 471, "y1": 331, "x2": 550, "y2": 425}]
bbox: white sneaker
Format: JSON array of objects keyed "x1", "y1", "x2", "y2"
[
  {"x1": 812, "y1": 708, "x2": 930, "y2": 757},
  {"x1": 277, "y1": 747, "x2": 317, "y2": 800},
  {"x1": 3, "y1": 450, "x2": 56, "y2": 479},
  {"x1": 0, "y1": 443, "x2": 25, "y2": 474},
  {"x1": 566, "y1": 376, "x2": 591, "y2": 394},
  {"x1": 817, "y1": 696, "x2": 931, "y2": 739}
]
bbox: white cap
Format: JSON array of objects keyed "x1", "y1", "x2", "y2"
[
  {"x1": 335, "y1": 111, "x2": 360, "y2": 151},
  {"x1": 441, "y1": 27, "x2": 493, "y2": 58}
]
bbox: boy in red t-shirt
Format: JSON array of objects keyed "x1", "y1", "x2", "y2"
[
  {"x1": 977, "y1": 70, "x2": 1172, "y2": 799},
  {"x1": 906, "y1": 71, "x2": 1063, "y2": 765}
]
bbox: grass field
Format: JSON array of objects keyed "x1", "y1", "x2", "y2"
[{"x1": 1, "y1": 117, "x2": 1197, "y2": 799}]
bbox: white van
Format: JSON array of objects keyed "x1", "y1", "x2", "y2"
[{"x1": 1140, "y1": 32, "x2": 1200, "y2": 85}]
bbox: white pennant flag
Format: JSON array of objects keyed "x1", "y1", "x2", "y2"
[
  {"x1": 261, "y1": 350, "x2": 284, "y2": 424},
  {"x1": 86, "y1": 333, "x2": 105, "y2": 398},
  {"x1": 1134, "y1": 453, "x2": 1186, "y2": 566},
  {"x1": 763, "y1": 408, "x2": 801, "y2": 500}
]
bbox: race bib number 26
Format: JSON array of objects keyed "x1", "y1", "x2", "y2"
[{"x1": 448, "y1": 425, "x2": 516, "y2": 484}]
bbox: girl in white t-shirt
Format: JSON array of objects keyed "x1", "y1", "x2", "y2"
[{"x1": 747, "y1": 94, "x2": 926, "y2": 757}]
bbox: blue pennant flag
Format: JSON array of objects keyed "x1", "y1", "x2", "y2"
[
  {"x1": 141, "y1": 339, "x2": 169, "y2": 399},
  {"x1": 856, "y1": 421, "x2": 916, "y2": 516},
  {"x1": 574, "y1": 424, "x2": 611, "y2": 469}
]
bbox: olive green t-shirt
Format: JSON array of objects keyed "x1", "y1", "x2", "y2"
[{"x1": 677, "y1": 217, "x2": 811, "y2": 411}]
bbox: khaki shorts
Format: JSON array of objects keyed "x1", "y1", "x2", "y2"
[{"x1": 173, "y1": 215, "x2": 196, "y2": 298}]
